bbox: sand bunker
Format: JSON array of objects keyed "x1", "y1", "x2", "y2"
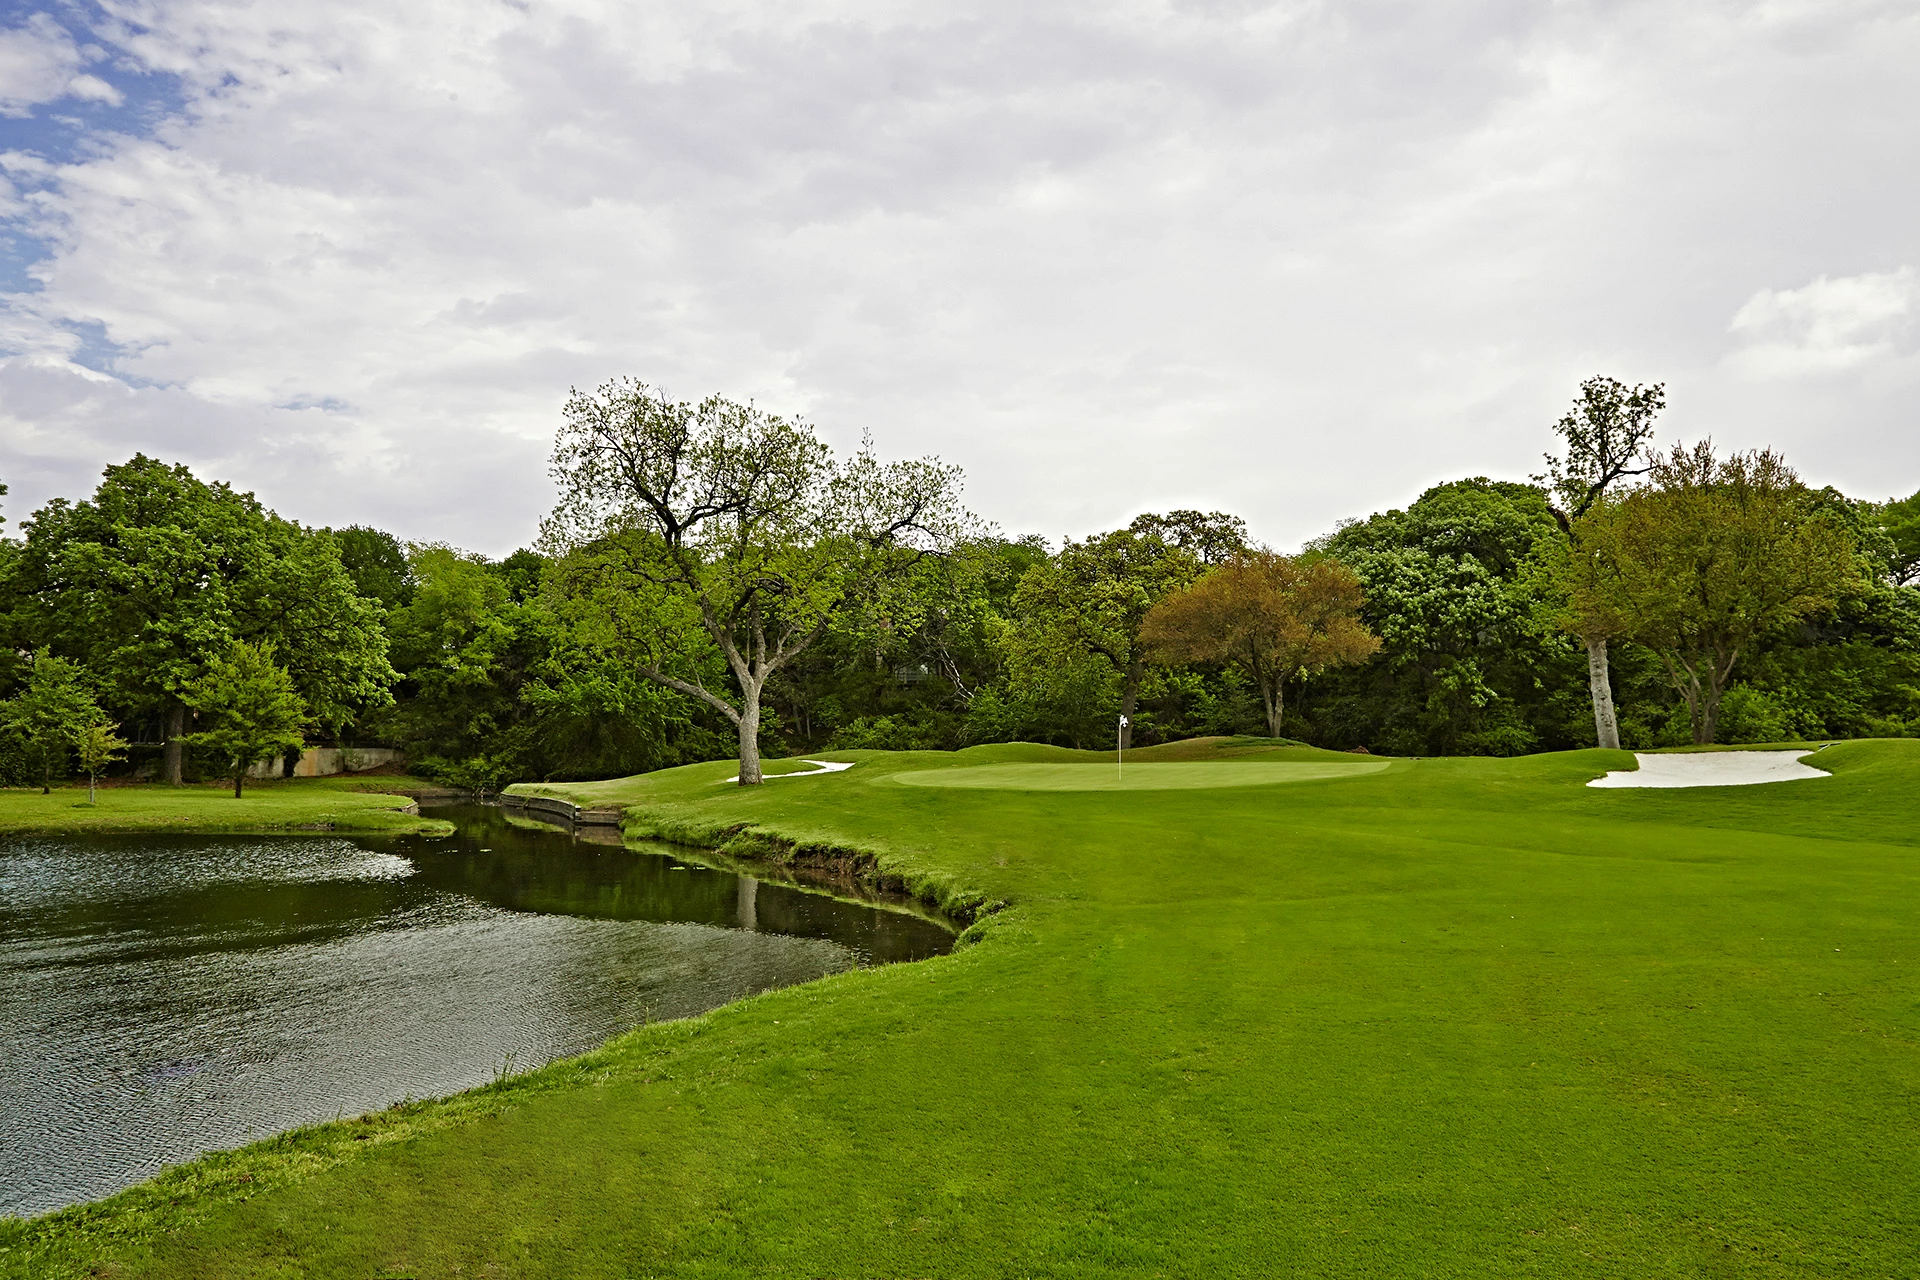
[
  {"x1": 721, "y1": 760, "x2": 855, "y2": 784},
  {"x1": 895, "y1": 761, "x2": 1389, "y2": 792},
  {"x1": 1587, "y1": 750, "x2": 1830, "y2": 789}
]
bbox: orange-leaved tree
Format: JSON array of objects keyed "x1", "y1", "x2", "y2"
[{"x1": 1139, "y1": 551, "x2": 1380, "y2": 739}]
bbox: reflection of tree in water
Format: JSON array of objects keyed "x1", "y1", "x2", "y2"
[
  {"x1": 737, "y1": 875, "x2": 756, "y2": 932},
  {"x1": 391, "y1": 806, "x2": 952, "y2": 964}
]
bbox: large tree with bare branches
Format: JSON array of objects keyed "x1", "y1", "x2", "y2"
[
  {"x1": 1536, "y1": 375, "x2": 1664, "y2": 750},
  {"x1": 541, "y1": 379, "x2": 967, "y2": 784}
]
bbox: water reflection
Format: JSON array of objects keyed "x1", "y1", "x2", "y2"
[
  {"x1": 406, "y1": 804, "x2": 951, "y2": 964},
  {"x1": 0, "y1": 805, "x2": 951, "y2": 1218}
]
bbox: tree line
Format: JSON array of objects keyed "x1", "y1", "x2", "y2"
[{"x1": 2, "y1": 376, "x2": 1916, "y2": 790}]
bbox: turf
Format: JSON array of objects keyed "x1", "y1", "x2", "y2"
[
  {"x1": 0, "y1": 779, "x2": 453, "y2": 835},
  {"x1": 7, "y1": 737, "x2": 1920, "y2": 1278},
  {"x1": 893, "y1": 759, "x2": 1391, "y2": 789}
]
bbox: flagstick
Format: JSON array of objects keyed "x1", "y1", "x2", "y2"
[{"x1": 1117, "y1": 714, "x2": 1128, "y2": 784}]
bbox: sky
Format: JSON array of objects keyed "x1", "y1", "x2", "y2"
[{"x1": 1, "y1": 0, "x2": 1916, "y2": 556}]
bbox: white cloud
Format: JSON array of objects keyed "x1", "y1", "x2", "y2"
[
  {"x1": 0, "y1": 14, "x2": 116, "y2": 115},
  {"x1": 0, "y1": 15, "x2": 81, "y2": 115},
  {"x1": 61, "y1": 74, "x2": 123, "y2": 106},
  {"x1": 1728, "y1": 267, "x2": 1918, "y2": 376},
  {"x1": 3, "y1": 0, "x2": 1920, "y2": 549}
]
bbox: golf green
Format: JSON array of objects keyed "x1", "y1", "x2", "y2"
[
  {"x1": 11, "y1": 737, "x2": 1919, "y2": 1279},
  {"x1": 893, "y1": 759, "x2": 1391, "y2": 789}
]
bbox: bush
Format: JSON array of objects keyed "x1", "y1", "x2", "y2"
[{"x1": 1716, "y1": 684, "x2": 1794, "y2": 744}]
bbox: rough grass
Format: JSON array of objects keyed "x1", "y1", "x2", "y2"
[
  {"x1": 0, "y1": 779, "x2": 454, "y2": 835},
  {"x1": 7, "y1": 737, "x2": 1920, "y2": 1278}
]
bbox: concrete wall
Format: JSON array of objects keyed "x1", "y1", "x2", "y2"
[
  {"x1": 247, "y1": 747, "x2": 404, "y2": 779},
  {"x1": 295, "y1": 746, "x2": 403, "y2": 777}
]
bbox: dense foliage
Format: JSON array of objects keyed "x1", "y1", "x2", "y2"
[
  {"x1": 2, "y1": 439, "x2": 1916, "y2": 787},
  {"x1": 1, "y1": 456, "x2": 392, "y2": 783},
  {"x1": 1561, "y1": 445, "x2": 1867, "y2": 744}
]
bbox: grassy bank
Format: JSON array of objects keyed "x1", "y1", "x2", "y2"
[
  {"x1": 7, "y1": 737, "x2": 1920, "y2": 1277},
  {"x1": 0, "y1": 778, "x2": 454, "y2": 835}
]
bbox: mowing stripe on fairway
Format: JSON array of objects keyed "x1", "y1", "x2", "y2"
[{"x1": 892, "y1": 760, "x2": 1391, "y2": 790}]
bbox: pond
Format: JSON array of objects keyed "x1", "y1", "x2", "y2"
[{"x1": 0, "y1": 803, "x2": 953, "y2": 1219}]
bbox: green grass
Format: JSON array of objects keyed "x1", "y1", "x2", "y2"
[
  {"x1": 7, "y1": 736, "x2": 1920, "y2": 1278},
  {"x1": 893, "y1": 758, "x2": 1391, "y2": 790},
  {"x1": 0, "y1": 778, "x2": 454, "y2": 835}
]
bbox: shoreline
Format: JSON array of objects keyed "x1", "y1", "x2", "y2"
[
  {"x1": 505, "y1": 757, "x2": 1007, "y2": 933},
  {"x1": 502, "y1": 802, "x2": 967, "y2": 935},
  {"x1": 0, "y1": 785, "x2": 974, "y2": 1269}
]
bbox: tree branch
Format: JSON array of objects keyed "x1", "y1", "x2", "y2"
[{"x1": 635, "y1": 663, "x2": 741, "y2": 724}]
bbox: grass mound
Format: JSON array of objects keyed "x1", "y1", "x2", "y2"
[{"x1": 12, "y1": 737, "x2": 1920, "y2": 1278}]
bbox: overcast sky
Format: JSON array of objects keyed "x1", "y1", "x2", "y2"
[{"x1": 2, "y1": 0, "x2": 1916, "y2": 556}]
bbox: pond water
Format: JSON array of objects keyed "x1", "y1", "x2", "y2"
[{"x1": 0, "y1": 804, "x2": 952, "y2": 1219}]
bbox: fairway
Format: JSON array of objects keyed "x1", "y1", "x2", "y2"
[
  {"x1": 893, "y1": 759, "x2": 1391, "y2": 789},
  {"x1": 12, "y1": 737, "x2": 1920, "y2": 1280}
]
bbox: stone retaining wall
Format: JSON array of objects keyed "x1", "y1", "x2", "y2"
[{"x1": 247, "y1": 747, "x2": 405, "y2": 779}]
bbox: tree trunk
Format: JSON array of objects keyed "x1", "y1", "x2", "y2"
[
  {"x1": 234, "y1": 772, "x2": 244, "y2": 798},
  {"x1": 1262, "y1": 679, "x2": 1285, "y2": 739},
  {"x1": 88, "y1": 774, "x2": 97, "y2": 805},
  {"x1": 1120, "y1": 654, "x2": 1142, "y2": 750},
  {"x1": 1658, "y1": 653, "x2": 1711, "y2": 746},
  {"x1": 1677, "y1": 667, "x2": 1726, "y2": 745},
  {"x1": 735, "y1": 695, "x2": 763, "y2": 785},
  {"x1": 1698, "y1": 669, "x2": 1730, "y2": 746},
  {"x1": 1585, "y1": 636, "x2": 1621, "y2": 751},
  {"x1": 163, "y1": 702, "x2": 185, "y2": 785}
]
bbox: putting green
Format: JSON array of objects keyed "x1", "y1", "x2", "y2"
[{"x1": 892, "y1": 759, "x2": 1391, "y2": 790}]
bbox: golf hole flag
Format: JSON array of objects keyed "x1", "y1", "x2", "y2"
[{"x1": 1118, "y1": 715, "x2": 1128, "y2": 779}]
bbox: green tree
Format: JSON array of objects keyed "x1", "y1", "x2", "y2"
[
  {"x1": 1126, "y1": 510, "x2": 1252, "y2": 568},
  {"x1": 1536, "y1": 375, "x2": 1665, "y2": 750},
  {"x1": 1873, "y1": 487, "x2": 1920, "y2": 587},
  {"x1": 330, "y1": 525, "x2": 415, "y2": 608},
  {"x1": 2, "y1": 650, "x2": 101, "y2": 793},
  {"x1": 382, "y1": 544, "x2": 544, "y2": 789},
  {"x1": 73, "y1": 717, "x2": 128, "y2": 805},
  {"x1": 754, "y1": 534, "x2": 1046, "y2": 754},
  {"x1": 374, "y1": 542, "x2": 729, "y2": 788},
  {"x1": 1568, "y1": 443, "x2": 1865, "y2": 744},
  {"x1": 0, "y1": 479, "x2": 30, "y2": 699},
  {"x1": 182, "y1": 640, "x2": 309, "y2": 797},
  {"x1": 1005, "y1": 512, "x2": 1244, "y2": 749},
  {"x1": 13, "y1": 457, "x2": 394, "y2": 783},
  {"x1": 1140, "y1": 552, "x2": 1380, "y2": 737},
  {"x1": 543, "y1": 380, "x2": 968, "y2": 784},
  {"x1": 1316, "y1": 478, "x2": 1570, "y2": 756}
]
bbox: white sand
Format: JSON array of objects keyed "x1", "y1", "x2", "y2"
[
  {"x1": 720, "y1": 759, "x2": 855, "y2": 784},
  {"x1": 1587, "y1": 749, "x2": 1830, "y2": 788}
]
